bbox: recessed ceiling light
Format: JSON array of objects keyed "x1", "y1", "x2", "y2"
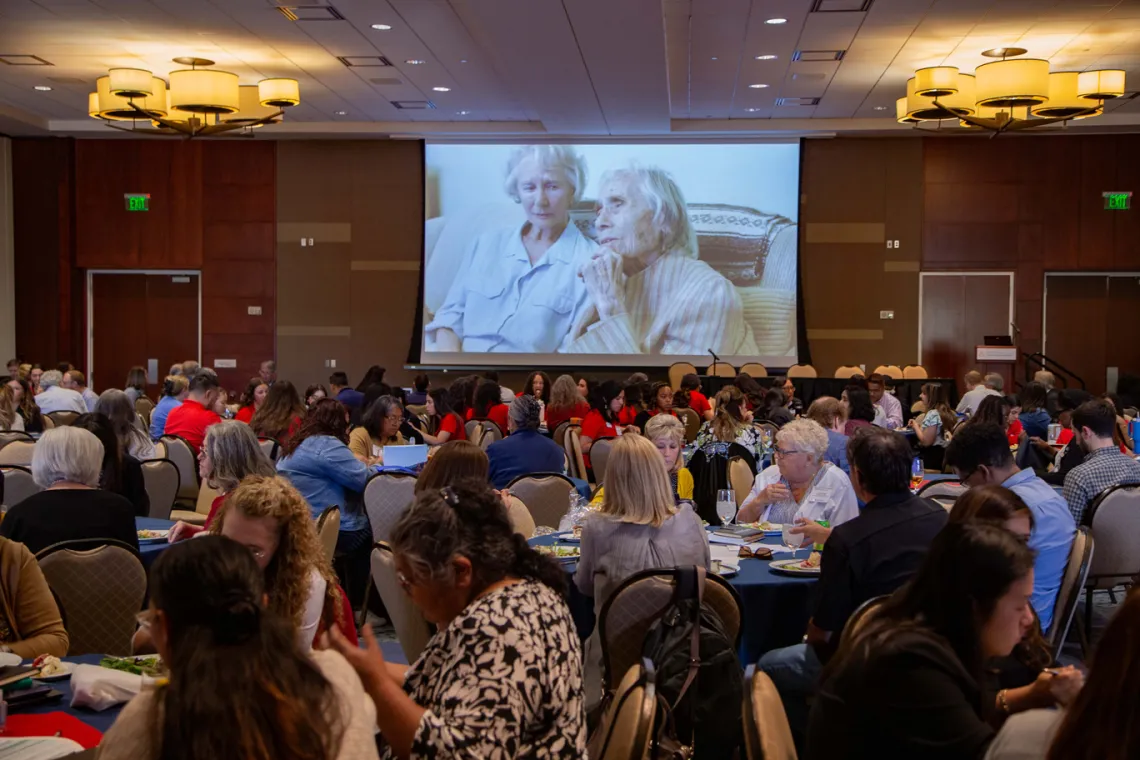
[
  {"x1": 748, "y1": 83, "x2": 769, "y2": 89},
  {"x1": 765, "y1": 18, "x2": 787, "y2": 24},
  {"x1": 745, "y1": 107, "x2": 761, "y2": 112},
  {"x1": 432, "y1": 86, "x2": 450, "y2": 92},
  {"x1": 459, "y1": 59, "x2": 468, "y2": 63},
  {"x1": 33, "y1": 85, "x2": 52, "y2": 91},
  {"x1": 711, "y1": 57, "x2": 719, "y2": 61},
  {"x1": 371, "y1": 23, "x2": 391, "y2": 30},
  {"x1": 755, "y1": 54, "x2": 777, "y2": 60},
  {"x1": 457, "y1": 110, "x2": 471, "y2": 115},
  {"x1": 405, "y1": 59, "x2": 425, "y2": 65},
  {"x1": 872, "y1": 105, "x2": 888, "y2": 111},
  {"x1": 334, "y1": 110, "x2": 347, "y2": 115}
]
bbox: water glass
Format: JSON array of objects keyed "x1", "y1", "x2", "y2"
[
  {"x1": 781, "y1": 523, "x2": 802, "y2": 551},
  {"x1": 715, "y1": 489, "x2": 736, "y2": 524}
]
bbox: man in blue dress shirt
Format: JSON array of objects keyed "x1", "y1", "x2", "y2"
[{"x1": 487, "y1": 395, "x2": 566, "y2": 489}]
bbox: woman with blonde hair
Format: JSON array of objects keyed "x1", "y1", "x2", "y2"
[
  {"x1": 576, "y1": 433, "x2": 709, "y2": 706},
  {"x1": 544, "y1": 374, "x2": 589, "y2": 432},
  {"x1": 694, "y1": 385, "x2": 764, "y2": 459}
]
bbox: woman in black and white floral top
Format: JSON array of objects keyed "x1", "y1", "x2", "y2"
[{"x1": 329, "y1": 481, "x2": 586, "y2": 759}]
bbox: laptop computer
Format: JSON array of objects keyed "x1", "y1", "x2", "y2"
[
  {"x1": 383, "y1": 444, "x2": 429, "y2": 469},
  {"x1": 983, "y1": 335, "x2": 1014, "y2": 346}
]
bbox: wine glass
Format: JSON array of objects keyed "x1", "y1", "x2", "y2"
[
  {"x1": 781, "y1": 523, "x2": 802, "y2": 552},
  {"x1": 716, "y1": 489, "x2": 736, "y2": 525},
  {"x1": 910, "y1": 456, "x2": 924, "y2": 491}
]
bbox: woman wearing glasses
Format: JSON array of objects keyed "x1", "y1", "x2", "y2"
[{"x1": 348, "y1": 395, "x2": 406, "y2": 466}]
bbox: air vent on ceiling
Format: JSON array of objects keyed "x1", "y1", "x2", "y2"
[
  {"x1": 811, "y1": 0, "x2": 873, "y2": 10},
  {"x1": 369, "y1": 77, "x2": 403, "y2": 85},
  {"x1": 0, "y1": 55, "x2": 52, "y2": 66},
  {"x1": 277, "y1": 5, "x2": 344, "y2": 21},
  {"x1": 791, "y1": 72, "x2": 827, "y2": 82},
  {"x1": 338, "y1": 55, "x2": 392, "y2": 67},
  {"x1": 793, "y1": 50, "x2": 846, "y2": 62},
  {"x1": 391, "y1": 100, "x2": 435, "y2": 110},
  {"x1": 48, "y1": 76, "x2": 87, "y2": 85},
  {"x1": 776, "y1": 97, "x2": 820, "y2": 106}
]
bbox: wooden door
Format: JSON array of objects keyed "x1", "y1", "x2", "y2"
[
  {"x1": 1044, "y1": 275, "x2": 1108, "y2": 393},
  {"x1": 90, "y1": 273, "x2": 199, "y2": 395},
  {"x1": 920, "y1": 273, "x2": 1013, "y2": 383}
]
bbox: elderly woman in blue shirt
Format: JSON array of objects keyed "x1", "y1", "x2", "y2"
[{"x1": 425, "y1": 145, "x2": 596, "y2": 353}]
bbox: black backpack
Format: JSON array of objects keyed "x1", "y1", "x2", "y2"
[{"x1": 642, "y1": 566, "x2": 744, "y2": 758}]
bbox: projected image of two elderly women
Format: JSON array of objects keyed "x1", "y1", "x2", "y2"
[{"x1": 424, "y1": 145, "x2": 757, "y2": 356}]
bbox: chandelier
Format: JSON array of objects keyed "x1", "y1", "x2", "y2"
[
  {"x1": 897, "y1": 48, "x2": 1126, "y2": 134},
  {"x1": 88, "y1": 58, "x2": 300, "y2": 137}
]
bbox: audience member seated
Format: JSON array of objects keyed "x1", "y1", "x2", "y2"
[
  {"x1": 276, "y1": 399, "x2": 372, "y2": 605},
  {"x1": 957, "y1": 370, "x2": 1002, "y2": 416},
  {"x1": 867, "y1": 373, "x2": 902, "y2": 430},
  {"x1": 96, "y1": 389, "x2": 157, "y2": 460},
  {"x1": 946, "y1": 424, "x2": 1076, "y2": 631},
  {"x1": 234, "y1": 377, "x2": 269, "y2": 424},
  {"x1": 33, "y1": 369, "x2": 86, "y2": 415},
  {"x1": 466, "y1": 379, "x2": 511, "y2": 435},
  {"x1": 73, "y1": 413, "x2": 149, "y2": 517},
  {"x1": 986, "y1": 588, "x2": 1140, "y2": 760},
  {"x1": 1018, "y1": 381, "x2": 1053, "y2": 441},
  {"x1": 680, "y1": 373, "x2": 713, "y2": 421},
  {"x1": 0, "y1": 383, "x2": 24, "y2": 432},
  {"x1": 349, "y1": 396, "x2": 406, "y2": 466},
  {"x1": 256, "y1": 360, "x2": 275, "y2": 386},
  {"x1": 123, "y1": 366, "x2": 148, "y2": 405},
  {"x1": 1034, "y1": 369, "x2": 1063, "y2": 418},
  {"x1": 4, "y1": 359, "x2": 18, "y2": 377},
  {"x1": 737, "y1": 419, "x2": 858, "y2": 533},
  {"x1": 0, "y1": 536, "x2": 69, "y2": 657},
  {"x1": 61, "y1": 369, "x2": 99, "y2": 412},
  {"x1": 486, "y1": 396, "x2": 565, "y2": 489},
  {"x1": 1062, "y1": 399, "x2": 1140, "y2": 525},
  {"x1": 304, "y1": 384, "x2": 327, "y2": 408},
  {"x1": 755, "y1": 387, "x2": 794, "y2": 428},
  {"x1": 580, "y1": 380, "x2": 625, "y2": 469},
  {"x1": 446, "y1": 374, "x2": 479, "y2": 422},
  {"x1": 734, "y1": 372, "x2": 766, "y2": 411},
  {"x1": 805, "y1": 396, "x2": 850, "y2": 475},
  {"x1": 327, "y1": 371, "x2": 365, "y2": 411},
  {"x1": 26, "y1": 365, "x2": 43, "y2": 393},
  {"x1": 168, "y1": 421, "x2": 278, "y2": 542},
  {"x1": 576, "y1": 376, "x2": 592, "y2": 398},
  {"x1": 758, "y1": 427, "x2": 947, "y2": 741},
  {"x1": 1005, "y1": 393, "x2": 1024, "y2": 444},
  {"x1": 414, "y1": 440, "x2": 490, "y2": 493},
  {"x1": 840, "y1": 385, "x2": 875, "y2": 437},
  {"x1": 101, "y1": 536, "x2": 378, "y2": 760},
  {"x1": 519, "y1": 371, "x2": 552, "y2": 405},
  {"x1": 807, "y1": 523, "x2": 1034, "y2": 759},
  {"x1": 576, "y1": 433, "x2": 709, "y2": 707},
  {"x1": 150, "y1": 375, "x2": 188, "y2": 440},
  {"x1": 694, "y1": 386, "x2": 763, "y2": 459},
  {"x1": 544, "y1": 374, "x2": 590, "y2": 432},
  {"x1": 1103, "y1": 392, "x2": 1136, "y2": 455},
  {"x1": 414, "y1": 388, "x2": 467, "y2": 446},
  {"x1": 911, "y1": 382, "x2": 955, "y2": 470},
  {"x1": 250, "y1": 380, "x2": 305, "y2": 442},
  {"x1": 779, "y1": 375, "x2": 805, "y2": 417},
  {"x1": 591, "y1": 414, "x2": 694, "y2": 505},
  {"x1": 633, "y1": 380, "x2": 677, "y2": 431},
  {"x1": 7, "y1": 377, "x2": 44, "y2": 433},
  {"x1": 406, "y1": 373, "x2": 430, "y2": 406},
  {"x1": 328, "y1": 481, "x2": 586, "y2": 758},
  {"x1": 0, "y1": 427, "x2": 138, "y2": 555},
  {"x1": 355, "y1": 365, "x2": 386, "y2": 394},
  {"x1": 617, "y1": 374, "x2": 649, "y2": 426},
  {"x1": 162, "y1": 371, "x2": 223, "y2": 453}
]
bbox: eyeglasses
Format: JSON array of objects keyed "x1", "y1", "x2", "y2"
[
  {"x1": 385, "y1": 414, "x2": 403, "y2": 423},
  {"x1": 773, "y1": 449, "x2": 806, "y2": 460},
  {"x1": 243, "y1": 544, "x2": 267, "y2": 560}
]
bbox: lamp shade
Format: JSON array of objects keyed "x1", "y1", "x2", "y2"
[
  {"x1": 1077, "y1": 69, "x2": 1126, "y2": 100},
  {"x1": 169, "y1": 69, "x2": 240, "y2": 114},
  {"x1": 975, "y1": 58, "x2": 1050, "y2": 107},
  {"x1": 165, "y1": 90, "x2": 199, "y2": 121},
  {"x1": 142, "y1": 77, "x2": 168, "y2": 117},
  {"x1": 108, "y1": 67, "x2": 153, "y2": 98},
  {"x1": 940, "y1": 73, "x2": 976, "y2": 115},
  {"x1": 975, "y1": 104, "x2": 1030, "y2": 120},
  {"x1": 87, "y1": 92, "x2": 100, "y2": 118},
  {"x1": 896, "y1": 96, "x2": 919, "y2": 123},
  {"x1": 258, "y1": 78, "x2": 300, "y2": 107},
  {"x1": 906, "y1": 77, "x2": 952, "y2": 120},
  {"x1": 915, "y1": 66, "x2": 959, "y2": 96},
  {"x1": 95, "y1": 75, "x2": 144, "y2": 120},
  {"x1": 1032, "y1": 72, "x2": 1098, "y2": 118},
  {"x1": 225, "y1": 85, "x2": 280, "y2": 124}
]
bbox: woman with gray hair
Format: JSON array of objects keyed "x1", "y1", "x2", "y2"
[
  {"x1": 486, "y1": 395, "x2": 566, "y2": 489},
  {"x1": 737, "y1": 419, "x2": 858, "y2": 543},
  {"x1": 562, "y1": 164, "x2": 758, "y2": 356},
  {"x1": 168, "y1": 420, "x2": 278, "y2": 542},
  {"x1": 425, "y1": 144, "x2": 596, "y2": 353},
  {"x1": 96, "y1": 388, "x2": 157, "y2": 460},
  {"x1": 0, "y1": 426, "x2": 139, "y2": 555}
]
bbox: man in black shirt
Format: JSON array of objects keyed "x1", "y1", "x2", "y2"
[{"x1": 757, "y1": 427, "x2": 948, "y2": 741}]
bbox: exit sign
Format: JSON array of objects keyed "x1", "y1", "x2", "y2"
[
  {"x1": 124, "y1": 193, "x2": 150, "y2": 212},
  {"x1": 1103, "y1": 191, "x2": 1132, "y2": 210}
]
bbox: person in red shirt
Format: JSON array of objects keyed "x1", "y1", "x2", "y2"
[
  {"x1": 250, "y1": 381, "x2": 306, "y2": 442},
  {"x1": 680, "y1": 373, "x2": 713, "y2": 421},
  {"x1": 545, "y1": 374, "x2": 590, "y2": 432},
  {"x1": 618, "y1": 377, "x2": 649, "y2": 427},
  {"x1": 163, "y1": 371, "x2": 223, "y2": 453},
  {"x1": 235, "y1": 377, "x2": 269, "y2": 424},
  {"x1": 581, "y1": 379, "x2": 626, "y2": 469},
  {"x1": 634, "y1": 382, "x2": 678, "y2": 432},
  {"x1": 467, "y1": 379, "x2": 510, "y2": 436},
  {"x1": 415, "y1": 388, "x2": 467, "y2": 445}
]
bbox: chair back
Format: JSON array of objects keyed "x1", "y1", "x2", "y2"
[
  {"x1": 833, "y1": 366, "x2": 863, "y2": 379},
  {"x1": 668, "y1": 362, "x2": 698, "y2": 390},
  {"x1": 134, "y1": 397, "x2": 155, "y2": 427},
  {"x1": 477, "y1": 420, "x2": 504, "y2": 450},
  {"x1": 135, "y1": 413, "x2": 148, "y2": 433},
  {"x1": 838, "y1": 595, "x2": 888, "y2": 649},
  {"x1": 902, "y1": 365, "x2": 929, "y2": 379},
  {"x1": 149, "y1": 439, "x2": 167, "y2": 460},
  {"x1": 757, "y1": 421, "x2": 779, "y2": 440},
  {"x1": 588, "y1": 661, "x2": 656, "y2": 760},
  {"x1": 598, "y1": 568, "x2": 742, "y2": 693},
  {"x1": 371, "y1": 542, "x2": 432, "y2": 663},
  {"x1": 0, "y1": 431, "x2": 34, "y2": 450},
  {"x1": 0, "y1": 465, "x2": 41, "y2": 508},
  {"x1": 406, "y1": 404, "x2": 427, "y2": 418},
  {"x1": 915, "y1": 479, "x2": 967, "y2": 510},
  {"x1": 1044, "y1": 527, "x2": 1092, "y2": 657},
  {"x1": 785, "y1": 364, "x2": 817, "y2": 379},
  {"x1": 37, "y1": 540, "x2": 146, "y2": 656},
  {"x1": 0, "y1": 440, "x2": 35, "y2": 467},
  {"x1": 706, "y1": 362, "x2": 736, "y2": 378},
  {"x1": 564, "y1": 425, "x2": 587, "y2": 480},
  {"x1": 590, "y1": 437, "x2": 617, "y2": 485},
  {"x1": 505, "y1": 495, "x2": 536, "y2": 538},
  {"x1": 316, "y1": 506, "x2": 341, "y2": 564},
  {"x1": 464, "y1": 419, "x2": 484, "y2": 446},
  {"x1": 46, "y1": 411, "x2": 80, "y2": 427},
  {"x1": 506, "y1": 473, "x2": 575, "y2": 530},
  {"x1": 739, "y1": 362, "x2": 768, "y2": 378},
  {"x1": 258, "y1": 437, "x2": 281, "y2": 461},
  {"x1": 363, "y1": 472, "x2": 417, "y2": 544},
  {"x1": 728, "y1": 456, "x2": 753, "y2": 508},
  {"x1": 1083, "y1": 484, "x2": 1140, "y2": 590},
  {"x1": 742, "y1": 665, "x2": 798, "y2": 760},
  {"x1": 140, "y1": 458, "x2": 180, "y2": 519},
  {"x1": 41, "y1": 415, "x2": 55, "y2": 429},
  {"x1": 552, "y1": 421, "x2": 572, "y2": 448},
  {"x1": 160, "y1": 435, "x2": 200, "y2": 505},
  {"x1": 676, "y1": 407, "x2": 702, "y2": 443}
]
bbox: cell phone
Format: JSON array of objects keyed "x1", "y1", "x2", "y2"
[{"x1": 5, "y1": 684, "x2": 64, "y2": 708}]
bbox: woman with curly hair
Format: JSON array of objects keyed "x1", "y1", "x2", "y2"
[
  {"x1": 235, "y1": 377, "x2": 269, "y2": 424},
  {"x1": 519, "y1": 371, "x2": 553, "y2": 404},
  {"x1": 251, "y1": 380, "x2": 306, "y2": 443}
]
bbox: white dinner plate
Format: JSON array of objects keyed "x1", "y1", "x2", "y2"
[
  {"x1": 35, "y1": 661, "x2": 76, "y2": 681},
  {"x1": 716, "y1": 563, "x2": 740, "y2": 579},
  {"x1": 769, "y1": 558, "x2": 822, "y2": 576}
]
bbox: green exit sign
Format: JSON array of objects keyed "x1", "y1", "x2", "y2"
[
  {"x1": 124, "y1": 193, "x2": 150, "y2": 212},
  {"x1": 1103, "y1": 191, "x2": 1132, "y2": 210}
]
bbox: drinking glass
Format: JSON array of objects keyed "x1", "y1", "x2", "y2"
[
  {"x1": 910, "y1": 457, "x2": 924, "y2": 491},
  {"x1": 716, "y1": 489, "x2": 736, "y2": 525},
  {"x1": 781, "y1": 523, "x2": 802, "y2": 551}
]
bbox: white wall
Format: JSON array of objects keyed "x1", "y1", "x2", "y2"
[{"x1": 0, "y1": 138, "x2": 14, "y2": 365}]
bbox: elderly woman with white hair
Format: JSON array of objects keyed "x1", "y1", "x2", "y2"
[
  {"x1": 0, "y1": 427, "x2": 139, "y2": 556},
  {"x1": 562, "y1": 164, "x2": 758, "y2": 356},
  {"x1": 426, "y1": 144, "x2": 595, "y2": 353},
  {"x1": 737, "y1": 419, "x2": 858, "y2": 543},
  {"x1": 486, "y1": 395, "x2": 566, "y2": 489}
]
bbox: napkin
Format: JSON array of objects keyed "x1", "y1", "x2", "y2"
[{"x1": 69, "y1": 665, "x2": 157, "y2": 712}]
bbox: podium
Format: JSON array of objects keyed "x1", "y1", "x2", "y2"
[{"x1": 976, "y1": 345, "x2": 1019, "y2": 391}]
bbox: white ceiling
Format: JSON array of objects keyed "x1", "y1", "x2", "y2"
[{"x1": 0, "y1": 0, "x2": 1138, "y2": 138}]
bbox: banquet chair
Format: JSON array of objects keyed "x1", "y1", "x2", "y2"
[
  {"x1": 833, "y1": 366, "x2": 862, "y2": 379},
  {"x1": 37, "y1": 540, "x2": 145, "y2": 656},
  {"x1": 316, "y1": 506, "x2": 341, "y2": 564},
  {"x1": 915, "y1": 479, "x2": 967, "y2": 510},
  {"x1": 668, "y1": 362, "x2": 698, "y2": 390},
  {"x1": 506, "y1": 473, "x2": 576, "y2": 531},
  {"x1": 587, "y1": 660, "x2": 656, "y2": 760},
  {"x1": 590, "y1": 437, "x2": 616, "y2": 485},
  {"x1": 728, "y1": 456, "x2": 753, "y2": 509},
  {"x1": 149, "y1": 439, "x2": 167, "y2": 461},
  {"x1": 134, "y1": 397, "x2": 155, "y2": 428},
  {"x1": 740, "y1": 362, "x2": 768, "y2": 378},
  {"x1": 564, "y1": 426, "x2": 588, "y2": 481},
  {"x1": 505, "y1": 495, "x2": 536, "y2": 539},
  {"x1": 706, "y1": 362, "x2": 736, "y2": 378},
  {"x1": 0, "y1": 465, "x2": 40, "y2": 508},
  {"x1": 477, "y1": 420, "x2": 504, "y2": 450},
  {"x1": 171, "y1": 480, "x2": 218, "y2": 526},
  {"x1": 1080, "y1": 484, "x2": 1140, "y2": 647},
  {"x1": 140, "y1": 458, "x2": 179, "y2": 520},
  {"x1": 838, "y1": 595, "x2": 888, "y2": 649},
  {"x1": 160, "y1": 435, "x2": 200, "y2": 506},
  {"x1": 902, "y1": 365, "x2": 928, "y2": 379},
  {"x1": 46, "y1": 411, "x2": 79, "y2": 427},
  {"x1": 757, "y1": 421, "x2": 779, "y2": 440},
  {"x1": 134, "y1": 413, "x2": 148, "y2": 433},
  {"x1": 785, "y1": 365, "x2": 817, "y2": 379},
  {"x1": 0, "y1": 431, "x2": 34, "y2": 449},
  {"x1": 598, "y1": 567, "x2": 742, "y2": 694},
  {"x1": 363, "y1": 471, "x2": 417, "y2": 544},
  {"x1": 743, "y1": 665, "x2": 798, "y2": 760},
  {"x1": 464, "y1": 419, "x2": 483, "y2": 447},
  {"x1": 0, "y1": 440, "x2": 35, "y2": 467},
  {"x1": 872, "y1": 365, "x2": 903, "y2": 380},
  {"x1": 676, "y1": 407, "x2": 702, "y2": 443},
  {"x1": 406, "y1": 404, "x2": 427, "y2": 418},
  {"x1": 371, "y1": 542, "x2": 432, "y2": 664},
  {"x1": 551, "y1": 421, "x2": 572, "y2": 449},
  {"x1": 41, "y1": 416, "x2": 54, "y2": 430},
  {"x1": 1044, "y1": 527, "x2": 1092, "y2": 659},
  {"x1": 258, "y1": 437, "x2": 281, "y2": 462}
]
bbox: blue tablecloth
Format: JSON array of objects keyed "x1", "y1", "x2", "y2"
[
  {"x1": 136, "y1": 517, "x2": 176, "y2": 568},
  {"x1": 529, "y1": 531, "x2": 817, "y2": 665}
]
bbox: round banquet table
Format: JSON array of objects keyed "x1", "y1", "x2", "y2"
[
  {"x1": 529, "y1": 531, "x2": 818, "y2": 666},
  {"x1": 136, "y1": 517, "x2": 177, "y2": 567}
]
